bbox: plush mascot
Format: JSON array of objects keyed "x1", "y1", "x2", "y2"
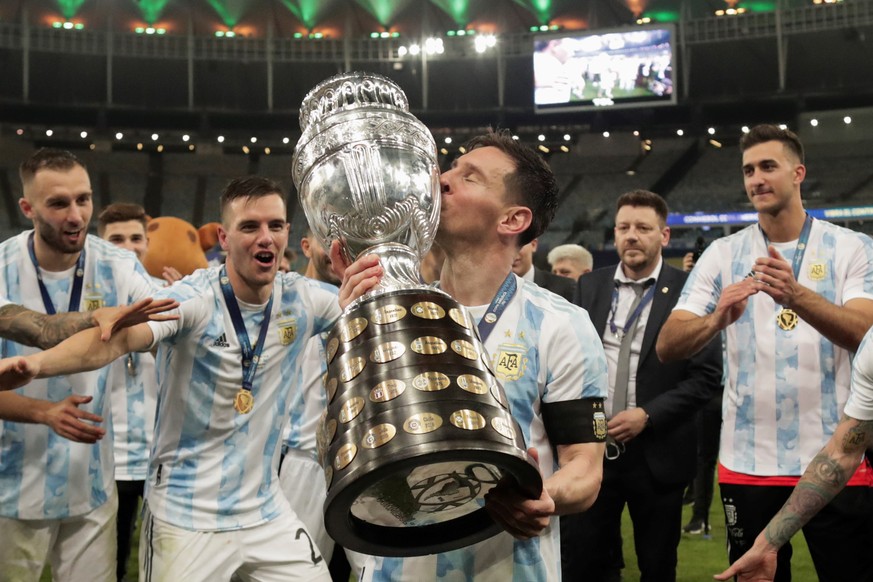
[
  {"x1": 142, "y1": 216, "x2": 209, "y2": 279},
  {"x1": 197, "y1": 222, "x2": 226, "y2": 266}
]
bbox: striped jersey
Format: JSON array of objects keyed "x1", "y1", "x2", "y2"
[
  {"x1": 674, "y1": 219, "x2": 873, "y2": 476},
  {"x1": 362, "y1": 275, "x2": 608, "y2": 582},
  {"x1": 109, "y1": 275, "x2": 168, "y2": 481},
  {"x1": 844, "y1": 327, "x2": 873, "y2": 421},
  {"x1": 282, "y1": 277, "x2": 337, "y2": 460},
  {"x1": 0, "y1": 231, "x2": 158, "y2": 519},
  {"x1": 145, "y1": 268, "x2": 341, "y2": 531},
  {"x1": 108, "y1": 351, "x2": 158, "y2": 481}
]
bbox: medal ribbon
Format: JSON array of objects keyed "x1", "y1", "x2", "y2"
[
  {"x1": 219, "y1": 266, "x2": 274, "y2": 396},
  {"x1": 27, "y1": 232, "x2": 86, "y2": 315},
  {"x1": 760, "y1": 213, "x2": 814, "y2": 281},
  {"x1": 476, "y1": 273, "x2": 518, "y2": 343},
  {"x1": 608, "y1": 280, "x2": 655, "y2": 337}
]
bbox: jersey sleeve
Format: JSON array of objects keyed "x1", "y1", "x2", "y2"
[
  {"x1": 839, "y1": 233, "x2": 873, "y2": 305},
  {"x1": 843, "y1": 328, "x2": 873, "y2": 421},
  {"x1": 126, "y1": 257, "x2": 164, "y2": 302},
  {"x1": 673, "y1": 243, "x2": 723, "y2": 317},
  {"x1": 541, "y1": 305, "x2": 607, "y2": 404}
]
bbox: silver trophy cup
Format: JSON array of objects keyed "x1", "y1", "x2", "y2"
[{"x1": 292, "y1": 72, "x2": 541, "y2": 557}]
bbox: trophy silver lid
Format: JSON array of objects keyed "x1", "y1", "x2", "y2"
[{"x1": 292, "y1": 72, "x2": 440, "y2": 294}]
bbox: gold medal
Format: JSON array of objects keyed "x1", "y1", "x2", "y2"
[
  {"x1": 234, "y1": 388, "x2": 254, "y2": 414},
  {"x1": 777, "y1": 307, "x2": 799, "y2": 331}
]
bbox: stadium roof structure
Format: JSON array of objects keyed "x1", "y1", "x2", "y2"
[{"x1": 1, "y1": 0, "x2": 872, "y2": 139}]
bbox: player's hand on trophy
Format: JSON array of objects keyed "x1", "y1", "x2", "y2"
[
  {"x1": 0, "y1": 356, "x2": 38, "y2": 391},
  {"x1": 40, "y1": 395, "x2": 106, "y2": 443},
  {"x1": 92, "y1": 297, "x2": 180, "y2": 342},
  {"x1": 330, "y1": 241, "x2": 384, "y2": 310},
  {"x1": 483, "y1": 448, "x2": 554, "y2": 540}
]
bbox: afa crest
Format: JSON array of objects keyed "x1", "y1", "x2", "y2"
[
  {"x1": 277, "y1": 318, "x2": 297, "y2": 346},
  {"x1": 808, "y1": 262, "x2": 826, "y2": 281},
  {"x1": 495, "y1": 343, "x2": 527, "y2": 382},
  {"x1": 593, "y1": 412, "x2": 607, "y2": 441}
]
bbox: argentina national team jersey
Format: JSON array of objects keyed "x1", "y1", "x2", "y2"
[
  {"x1": 674, "y1": 220, "x2": 873, "y2": 476},
  {"x1": 145, "y1": 268, "x2": 341, "y2": 531},
  {"x1": 363, "y1": 275, "x2": 608, "y2": 582},
  {"x1": 0, "y1": 231, "x2": 159, "y2": 519},
  {"x1": 108, "y1": 351, "x2": 158, "y2": 480},
  {"x1": 844, "y1": 327, "x2": 873, "y2": 422}
]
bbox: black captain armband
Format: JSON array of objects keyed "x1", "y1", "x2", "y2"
[{"x1": 542, "y1": 398, "x2": 607, "y2": 445}]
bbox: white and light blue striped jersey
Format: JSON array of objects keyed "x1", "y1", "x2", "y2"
[
  {"x1": 674, "y1": 220, "x2": 873, "y2": 476},
  {"x1": 844, "y1": 327, "x2": 873, "y2": 421},
  {"x1": 145, "y1": 268, "x2": 341, "y2": 531},
  {"x1": 108, "y1": 351, "x2": 158, "y2": 481},
  {"x1": 363, "y1": 275, "x2": 608, "y2": 582},
  {"x1": 282, "y1": 333, "x2": 329, "y2": 460},
  {"x1": 281, "y1": 280, "x2": 337, "y2": 460},
  {"x1": 0, "y1": 295, "x2": 9, "y2": 308},
  {"x1": 0, "y1": 231, "x2": 158, "y2": 519}
]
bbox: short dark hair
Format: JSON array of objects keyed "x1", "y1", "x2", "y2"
[
  {"x1": 616, "y1": 190, "x2": 669, "y2": 225},
  {"x1": 740, "y1": 124, "x2": 804, "y2": 164},
  {"x1": 97, "y1": 203, "x2": 148, "y2": 236},
  {"x1": 219, "y1": 176, "x2": 285, "y2": 224},
  {"x1": 20, "y1": 148, "x2": 86, "y2": 185},
  {"x1": 463, "y1": 129, "x2": 558, "y2": 247}
]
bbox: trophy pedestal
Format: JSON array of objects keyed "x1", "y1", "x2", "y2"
[{"x1": 319, "y1": 289, "x2": 542, "y2": 556}]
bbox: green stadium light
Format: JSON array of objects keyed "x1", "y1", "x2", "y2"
[
  {"x1": 356, "y1": 0, "x2": 399, "y2": 27},
  {"x1": 278, "y1": 0, "x2": 320, "y2": 30},
  {"x1": 431, "y1": 0, "x2": 471, "y2": 27},
  {"x1": 205, "y1": 0, "x2": 240, "y2": 28},
  {"x1": 293, "y1": 32, "x2": 303, "y2": 38},
  {"x1": 55, "y1": 0, "x2": 86, "y2": 20},
  {"x1": 136, "y1": 0, "x2": 171, "y2": 25}
]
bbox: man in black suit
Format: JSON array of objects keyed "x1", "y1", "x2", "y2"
[
  {"x1": 561, "y1": 190, "x2": 722, "y2": 582},
  {"x1": 512, "y1": 238, "x2": 575, "y2": 301}
]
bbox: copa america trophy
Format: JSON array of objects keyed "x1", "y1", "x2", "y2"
[{"x1": 292, "y1": 72, "x2": 542, "y2": 557}]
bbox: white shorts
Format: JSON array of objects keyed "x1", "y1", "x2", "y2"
[
  {"x1": 139, "y1": 505, "x2": 331, "y2": 582},
  {"x1": 278, "y1": 448, "x2": 334, "y2": 563},
  {"x1": 0, "y1": 489, "x2": 118, "y2": 582}
]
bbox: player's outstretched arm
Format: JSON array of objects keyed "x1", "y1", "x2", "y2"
[
  {"x1": 0, "y1": 298, "x2": 177, "y2": 349},
  {"x1": 91, "y1": 297, "x2": 179, "y2": 342},
  {"x1": 4, "y1": 323, "x2": 157, "y2": 389}
]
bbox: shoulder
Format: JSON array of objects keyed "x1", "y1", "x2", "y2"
[
  {"x1": 659, "y1": 264, "x2": 688, "y2": 285},
  {"x1": 158, "y1": 267, "x2": 216, "y2": 303},
  {"x1": 817, "y1": 220, "x2": 873, "y2": 248},
  {"x1": 576, "y1": 266, "x2": 616, "y2": 293},
  {"x1": 86, "y1": 236, "x2": 138, "y2": 261},
  {"x1": 0, "y1": 231, "x2": 28, "y2": 262},
  {"x1": 518, "y1": 276, "x2": 590, "y2": 323},
  {"x1": 278, "y1": 272, "x2": 339, "y2": 299}
]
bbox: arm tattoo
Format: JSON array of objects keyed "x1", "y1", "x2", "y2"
[
  {"x1": 0, "y1": 304, "x2": 95, "y2": 350},
  {"x1": 764, "y1": 416, "x2": 873, "y2": 548}
]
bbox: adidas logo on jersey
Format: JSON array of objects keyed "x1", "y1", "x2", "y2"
[{"x1": 213, "y1": 333, "x2": 229, "y2": 348}]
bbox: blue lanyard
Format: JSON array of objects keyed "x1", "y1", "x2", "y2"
[
  {"x1": 608, "y1": 280, "x2": 655, "y2": 337},
  {"x1": 760, "y1": 213, "x2": 813, "y2": 280},
  {"x1": 27, "y1": 232, "x2": 86, "y2": 315},
  {"x1": 219, "y1": 266, "x2": 274, "y2": 393},
  {"x1": 477, "y1": 273, "x2": 517, "y2": 343}
]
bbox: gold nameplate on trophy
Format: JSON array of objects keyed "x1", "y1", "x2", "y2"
[
  {"x1": 370, "y1": 379, "x2": 406, "y2": 402},
  {"x1": 362, "y1": 424, "x2": 397, "y2": 449},
  {"x1": 411, "y1": 301, "x2": 446, "y2": 320}
]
